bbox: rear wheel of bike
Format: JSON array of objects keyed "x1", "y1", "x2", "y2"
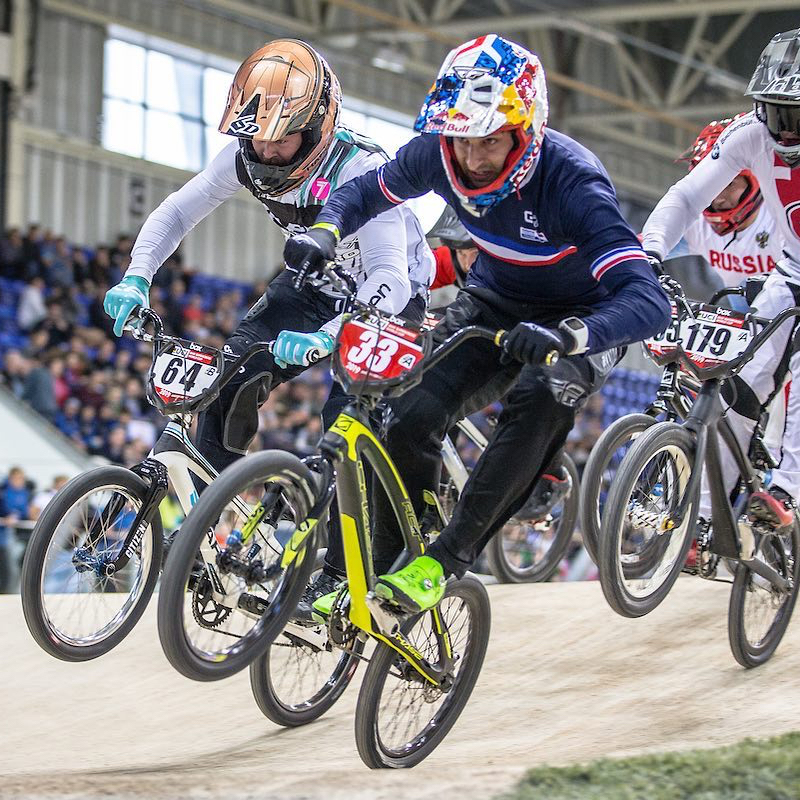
[
  {"x1": 20, "y1": 467, "x2": 163, "y2": 661},
  {"x1": 598, "y1": 422, "x2": 697, "y2": 618},
  {"x1": 157, "y1": 450, "x2": 318, "y2": 681},
  {"x1": 249, "y1": 621, "x2": 364, "y2": 727},
  {"x1": 728, "y1": 521, "x2": 800, "y2": 668},
  {"x1": 485, "y1": 452, "x2": 580, "y2": 583},
  {"x1": 580, "y1": 413, "x2": 657, "y2": 565},
  {"x1": 354, "y1": 574, "x2": 490, "y2": 769},
  {"x1": 249, "y1": 552, "x2": 365, "y2": 727}
]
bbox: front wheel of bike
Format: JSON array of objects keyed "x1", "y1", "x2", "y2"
[
  {"x1": 580, "y1": 413, "x2": 657, "y2": 565},
  {"x1": 728, "y1": 520, "x2": 800, "y2": 668},
  {"x1": 157, "y1": 450, "x2": 319, "y2": 682},
  {"x1": 598, "y1": 422, "x2": 697, "y2": 618},
  {"x1": 20, "y1": 466, "x2": 163, "y2": 661},
  {"x1": 354, "y1": 574, "x2": 490, "y2": 768},
  {"x1": 485, "y1": 452, "x2": 580, "y2": 583}
]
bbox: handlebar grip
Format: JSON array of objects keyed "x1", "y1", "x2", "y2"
[
  {"x1": 304, "y1": 348, "x2": 321, "y2": 366},
  {"x1": 545, "y1": 349, "x2": 560, "y2": 367}
]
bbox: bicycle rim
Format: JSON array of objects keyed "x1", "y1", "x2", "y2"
[
  {"x1": 365, "y1": 583, "x2": 486, "y2": 765},
  {"x1": 730, "y1": 525, "x2": 800, "y2": 667},
  {"x1": 37, "y1": 485, "x2": 154, "y2": 648},
  {"x1": 616, "y1": 445, "x2": 693, "y2": 600}
]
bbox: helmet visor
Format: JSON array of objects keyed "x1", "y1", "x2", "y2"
[{"x1": 755, "y1": 101, "x2": 800, "y2": 141}]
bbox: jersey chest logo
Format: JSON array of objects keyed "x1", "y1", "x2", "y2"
[
  {"x1": 773, "y1": 153, "x2": 800, "y2": 239},
  {"x1": 756, "y1": 230, "x2": 770, "y2": 249}
]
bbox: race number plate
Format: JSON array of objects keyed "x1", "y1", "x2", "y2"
[
  {"x1": 645, "y1": 303, "x2": 753, "y2": 368},
  {"x1": 338, "y1": 314, "x2": 425, "y2": 383},
  {"x1": 151, "y1": 341, "x2": 220, "y2": 405}
]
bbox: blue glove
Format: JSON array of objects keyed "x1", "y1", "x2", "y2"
[
  {"x1": 103, "y1": 275, "x2": 151, "y2": 337},
  {"x1": 272, "y1": 330, "x2": 335, "y2": 369}
]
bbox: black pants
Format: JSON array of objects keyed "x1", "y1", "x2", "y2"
[
  {"x1": 193, "y1": 270, "x2": 341, "y2": 470},
  {"x1": 371, "y1": 288, "x2": 618, "y2": 579}
]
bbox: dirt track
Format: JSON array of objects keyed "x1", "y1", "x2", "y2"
[{"x1": 2, "y1": 578, "x2": 799, "y2": 799}]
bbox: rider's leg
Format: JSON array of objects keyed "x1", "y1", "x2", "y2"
[
  {"x1": 426, "y1": 353, "x2": 599, "y2": 579},
  {"x1": 370, "y1": 299, "x2": 518, "y2": 575},
  {"x1": 190, "y1": 271, "x2": 338, "y2": 476},
  {"x1": 697, "y1": 275, "x2": 800, "y2": 519}
]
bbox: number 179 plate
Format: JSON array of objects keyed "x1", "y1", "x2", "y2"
[{"x1": 645, "y1": 303, "x2": 753, "y2": 368}]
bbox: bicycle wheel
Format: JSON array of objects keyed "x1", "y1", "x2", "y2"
[
  {"x1": 485, "y1": 452, "x2": 580, "y2": 583},
  {"x1": 728, "y1": 520, "x2": 800, "y2": 668},
  {"x1": 598, "y1": 422, "x2": 697, "y2": 618},
  {"x1": 354, "y1": 574, "x2": 490, "y2": 769},
  {"x1": 580, "y1": 413, "x2": 657, "y2": 565},
  {"x1": 20, "y1": 466, "x2": 163, "y2": 661},
  {"x1": 249, "y1": 617, "x2": 365, "y2": 727},
  {"x1": 157, "y1": 450, "x2": 319, "y2": 682}
]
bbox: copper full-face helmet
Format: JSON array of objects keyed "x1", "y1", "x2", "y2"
[
  {"x1": 678, "y1": 114, "x2": 763, "y2": 235},
  {"x1": 219, "y1": 39, "x2": 341, "y2": 196}
]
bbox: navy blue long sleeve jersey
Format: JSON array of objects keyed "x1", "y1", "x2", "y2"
[{"x1": 316, "y1": 130, "x2": 671, "y2": 353}]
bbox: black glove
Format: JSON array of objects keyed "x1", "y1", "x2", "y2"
[
  {"x1": 283, "y1": 226, "x2": 338, "y2": 290},
  {"x1": 644, "y1": 250, "x2": 664, "y2": 277},
  {"x1": 501, "y1": 322, "x2": 565, "y2": 366}
]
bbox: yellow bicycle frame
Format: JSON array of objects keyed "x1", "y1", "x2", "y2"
[{"x1": 323, "y1": 409, "x2": 453, "y2": 685}]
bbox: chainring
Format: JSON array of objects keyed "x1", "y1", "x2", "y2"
[{"x1": 191, "y1": 573, "x2": 233, "y2": 629}]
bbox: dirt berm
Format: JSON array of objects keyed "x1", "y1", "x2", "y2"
[{"x1": 2, "y1": 578, "x2": 798, "y2": 799}]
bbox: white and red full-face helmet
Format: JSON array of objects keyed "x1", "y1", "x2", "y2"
[
  {"x1": 746, "y1": 28, "x2": 800, "y2": 168},
  {"x1": 414, "y1": 34, "x2": 548, "y2": 216},
  {"x1": 679, "y1": 115, "x2": 763, "y2": 235}
]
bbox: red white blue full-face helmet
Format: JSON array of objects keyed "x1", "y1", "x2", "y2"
[{"x1": 414, "y1": 35, "x2": 549, "y2": 216}]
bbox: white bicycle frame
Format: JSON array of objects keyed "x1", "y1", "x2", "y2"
[{"x1": 440, "y1": 418, "x2": 489, "y2": 501}]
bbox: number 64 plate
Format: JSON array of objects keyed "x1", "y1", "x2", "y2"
[
  {"x1": 151, "y1": 341, "x2": 220, "y2": 405},
  {"x1": 645, "y1": 303, "x2": 753, "y2": 368}
]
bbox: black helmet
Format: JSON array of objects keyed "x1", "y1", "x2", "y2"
[
  {"x1": 428, "y1": 206, "x2": 474, "y2": 250},
  {"x1": 746, "y1": 29, "x2": 800, "y2": 166}
]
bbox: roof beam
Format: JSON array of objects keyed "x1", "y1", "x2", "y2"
[{"x1": 326, "y1": 0, "x2": 800, "y2": 39}]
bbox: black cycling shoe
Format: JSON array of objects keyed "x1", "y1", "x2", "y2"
[
  {"x1": 519, "y1": 465, "x2": 571, "y2": 520},
  {"x1": 293, "y1": 571, "x2": 342, "y2": 623}
]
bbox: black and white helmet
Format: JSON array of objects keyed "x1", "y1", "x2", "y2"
[{"x1": 746, "y1": 28, "x2": 800, "y2": 166}]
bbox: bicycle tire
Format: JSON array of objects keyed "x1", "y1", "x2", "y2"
[
  {"x1": 598, "y1": 422, "x2": 697, "y2": 618},
  {"x1": 157, "y1": 450, "x2": 318, "y2": 682},
  {"x1": 20, "y1": 466, "x2": 163, "y2": 661},
  {"x1": 580, "y1": 413, "x2": 657, "y2": 565},
  {"x1": 354, "y1": 574, "x2": 490, "y2": 769},
  {"x1": 485, "y1": 452, "x2": 580, "y2": 583},
  {"x1": 728, "y1": 520, "x2": 800, "y2": 668},
  {"x1": 249, "y1": 625, "x2": 364, "y2": 727}
]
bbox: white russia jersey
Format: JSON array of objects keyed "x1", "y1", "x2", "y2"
[
  {"x1": 683, "y1": 204, "x2": 784, "y2": 287},
  {"x1": 642, "y1": 112, "x2": 799, "y2": 278}
]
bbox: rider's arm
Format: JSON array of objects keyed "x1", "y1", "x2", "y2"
[
  {"x1": 563, "y1": 175, "x2": 672, "y2": 352},
  {"x1": 125, "y1": 141, "x2": 243, "y2": 282},
  {"x1": 318, "y1": 152, "x2": 414, "y2": 338},
  {"x1": 641, "y1": 117, "x2": 756, "y2": 260},
  {"x1": 315, "y1": 134, "x2": 442, "y2": 240}
]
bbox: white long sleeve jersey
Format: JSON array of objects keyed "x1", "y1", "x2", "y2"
[
  {"x1": 643, "y1": 112, "x2": 800, "y2": 279},
  {"x1": 126, "y1": 128, "x2": 435, "y2": 335},
  {"x1": 674, "y1": 204, "x2": 785, "y2": 288}
]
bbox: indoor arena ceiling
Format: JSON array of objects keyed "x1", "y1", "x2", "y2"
[{"x1": 162, "y1": 1, "x2": 800, "y2": 201}]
